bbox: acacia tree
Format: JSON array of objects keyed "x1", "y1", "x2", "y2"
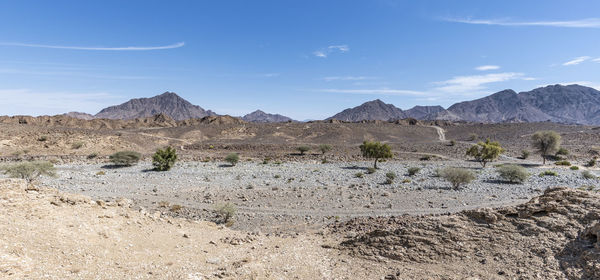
[
  {"x1": 532, "y1": 131, "x2": 561, "y2": 164},
  {"x1": 465, "y1": 139, "x2": 505, "y2": 167},
  {"x1": 359, "y1": 141, "x2": 393, "y2": 169}
]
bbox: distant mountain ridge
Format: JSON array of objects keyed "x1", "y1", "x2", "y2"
[
  {"x1": 94, "y1": 92, "x2": 216, "y2": 121},
  {"x1": 327, "y1": 84, "x2": 600, "y2": 125},
  {"x1": 242, "y1": 110, "x2": 293, "y2": 123}
]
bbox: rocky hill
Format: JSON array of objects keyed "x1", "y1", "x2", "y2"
[
  {"x1": 95, "y1": 92, "x2": 216, "y2": 121},
  {"x1": 403, "y1": 105, "x2": 446, "y2": 120},
  {"x1": 327, "y1": 99, "x2": 405, "y2": 121},
  {"x1": 61, "y1": 112, "x2": 95, "y2": 120},
  {"x1": 242, "y1": 110, "x2": 293, "y2": 123}
]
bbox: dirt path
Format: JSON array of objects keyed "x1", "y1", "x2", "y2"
[{"x1": 428, "y1": 126, "x2": 446, "y2": 141}]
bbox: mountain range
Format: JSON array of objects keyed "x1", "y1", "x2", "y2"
[
  {"x1": 328, "y1": 84, "x2": 600, "y2": 125},
  {"x1": 57, "y1": 84, "x2": 600, "y2": 125}
]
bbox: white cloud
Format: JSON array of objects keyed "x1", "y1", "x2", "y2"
[
  {"x1": 318, "y1": 88, "x2": 425, "y2": 96},
  {"x1": 563, "y1": 56, "x2": 591, "y2": 66},
  {"x1": 0, "y1": 42, "x2": 185, "y2": 51},
  {"x1": 262, "y1": 73, "x2": 280, "y2": 78},
  {"x1": 322, "y1": 76, "x2": 376, "y2": 81},
  {"x1": 475, "y1": 65, "x2": 500, "y2": 71},
  {"x1": 593, "y1": 58, "x2": 600, "y2": 62},
  {"x1": 434, "y1": 72, "x2": 525, "y2": 93},
  {"x1": 313, "y1": 45, "x2": 350, "y2": 58},
  {"x1": 0, "y1": 89, "x2": 124, "y2": 116},
  {"x1": 445, "y1": 17, "x2": 600, "y2": 28}
]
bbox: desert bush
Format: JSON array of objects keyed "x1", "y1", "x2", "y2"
[
  {"x1": 583, "y1": 170, "x2": 596, "y2": 179},
  {"x1": 366, "y1": 167, "x2": 376, "y2": 174},
  {"x1": 215, "y1": 202, "x2": 236, "y2": 225},
  {"x1": 496, "y1": 164, "x2": 529, "y2": 184},
  {"x1": 96, "y1": 171, "x2": 105, "y2": 176},
  {"x1": 318, "y1": 144, "x2": 332, "y2": 155},
  {"x1": 570, "y1": 166, "x2": 580, "y2": 170},
  {"x1": 297, "y1": 146, "x2": 310, "y2": 155},
  {"x1": 465, "y1": 139, "x2": 504, "y2": 167},
  {"x1": 555, "y1": 160, "x2": 571, "y2": 166},
  {"x1": 539, "y1": 170, "x2": 558, "y2": 177},
  {"x1": 520, "y1": 150, "x2": 530, "y2": 159},
  {"x1": 71, "y1": 141, "x2": 84, "y2": 149},
  {"x1": 556, "y1": 147, "x2": 569, "y2": 156},
  {"x1": 532, "y1": 130, "x2": 562, "y2": 164},
  {"x1": 439, "y1": 167, "x2": 475, "y2": 190},
  {"x1": 420, "y1": 155, "x2": 432, "y2": 161},
  {"x1": 170, "y1": 204, "x2": 183, "y2": 212},
  {"x1": 225, "y1": 153, "x2": 239, "y2": 166},
  {"x1": 359, "y1": 141, "x2": 393, "y2": 169},
  {"x1": 355, "y1": 172, "x2": 364, "y2": 178},
  {"x1": 448, "y1": 140, "x2": 456, "y2": 146},
  {"x1": 468, "y1": 133, "x2": 478, "y2": 141},
  {"x1": 152, "y1": 146, "x2": 177, "y2": 171},
  {"x1": 273, "y1": 174, "x2": 281, "y2": 179},
  {"x1": 402, "y1": 179, "x2": 411, "y2": 183},
  {"x1": 386, "y1": 172, "x2": 396, "y2": 180},
  {"x1": 38, "y1": 135, "x2": 48, "y2": 142},
  {"x1": 1, "y1": 161, "x2": 56, "y2": 183},
  {"x1": 586, "y1": 159, "x2": 597, "y2": 167},
  {"x1": 407, "y1": 167, "x2": 420, "y2": 176},
  {"x1": 109, "y1": 151, "x2": 141, "y2": 166},
  {"x1": 87, "y1": 152, "x2": 98, "y2": 159}
]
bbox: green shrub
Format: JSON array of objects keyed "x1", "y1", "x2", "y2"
[
  {"x1": 1, "y1": 161, "x2": 56, "y2": 183},
  {"x1": 448, "y1": 140, "x2": 456, "y2": 146},
  {"x1": 532, "y1": 130, "x2": 562, "y2": 164},
  {"x1": 556, "y1": 147, "x2": 569, "y2": 156},
  {"x1": 87, "y1": 153, "x2": 98, "y2": 159},
  {"x1": 109, "y1": 151, "x2": 141, "y2": 166},
  {"x1": 274, "y1": 174, "x2": 281, "y2": 179},
  {"x1": 355, "y1": 172, "x2": 364, "y2": 178},
  {"x1": 570, "y1": 166, "x2": 580, "y2": 170},
  {"x1": 225, "y1": 153, "x2": 240, "y2": 166},
  {"x1": 215, "y1": 202, "x2": 236, "y2": 225},
  {"x1": 586, "y1": 159, "x2": 597, "y2": 167},
  {"x1": 407, "y1": 167, "x2": 421, "y2": 176},
  {"x1": 152, "y1": 146, "x2": 178, "y2": 171},
  {"x1": 496, "y1": 164, "x2": 529, "y2": 184},
  {"x1": 439, "y1": 167, "x2": 475, "y2": 190},
  {"x1": 555, "y1": 160, "x2": 571, "y2": 166},
  {"x1": 402, "y1": 179, "x2": 411, "y2": 183},
  {"x1": 38, "y1": 135, "x2": 48, "y2": 142},
  {"x1": 366, "y1": 167, "x2": 376, "y2": 174},
  {"x1": 539, "y1": 170, "x2": 558, "y2": 177},
  {"x1": 520, "y1": 150, "x2": 530, "y2": 159},
  {"x1": 465, "y1": 139, "x2": 504, "y2": 167},
  {"x1": 386, "y1": 172, "x2": 396, "y2": 180},
  {"x1": 359, "y1": 141, "x2": 393, "y2": 169},
  {"x1": 318, "y1": 144, "x2": 332, "y2": 155},
  {"x1": 420, "y1": 155, "x2": 432, "y2": 161},
  {"x1": 297, "y1": 146, "x2": 310, "y2": 155},
  {"x1": 583, "y1": 170, "x2": 596, "y2": 179},
  {"x1": 468, "y1": 133, "x2": 478, "y2": 141},
  {"x1": 71, "y1": 141, "x2": 84, "y2": 149}
]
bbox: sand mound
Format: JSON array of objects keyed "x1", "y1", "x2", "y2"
[{"x1": 331, "y1": 187, "x2": 600, "y2": 279}]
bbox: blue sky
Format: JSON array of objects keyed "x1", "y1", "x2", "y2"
[{"x1": 1, "y1": 0, "x2": 600, "y2": 120}]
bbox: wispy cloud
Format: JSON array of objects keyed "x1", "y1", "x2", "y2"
[
  {"x1": 261, "y1": 73, "x2": 280, "y2": 78},
  {"x1": 563, "y1": 56, "x2": 591, "y2": 66},
  {"x1": 434, "y1": 72, "x2": 526, "y2": 93},
  {"x1": 0, "y1": 89, "x2": 124, "y2": 116},
  {"x1": 0, "y1": 42, "x2": 185, "y2": 51},
  {"x1": 593, "y1": 58, "x2": 600, "y2": 62},
  {"x1": 445, "y1": 17, "x2": 600, "y2": 28},
  {"x1": 318, "y1": 88, "x2": 425, "y2": 96},
  {"x1": 313, "y1": 45, "x2": 349, "y2": 58},
  {"x1": 322, "y1": 76, "x2": 376, "y2": 81},
  {"x1": 475, "y1": 65, "x2": 500, "y2": 71},
  {"x1": 0, "y1": 68, "x2": 154, "y2": 80}
]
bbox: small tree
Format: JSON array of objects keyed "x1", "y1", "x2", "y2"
[
  {"x1": 109, "y1": 151, "x2": 141, "y2": 166},
  {"x1": 297, "y1": 146, "x2": 310, "y2": 155},
  {"x1": 465, "y1": 139, "x2": 504, "y2": 167},
  {"x1": 359, "y1": 141, "x2": 393, "y2": 169},
  {"x1": 532, "y1": 131, "x2": 561, "y2": 164},
  {"x1": 1, "y1": 161, "x2": 56, "y2": 183},
  {"x1": 152, "y1": 146, "x2": 177, "y2": 171},
  {"x1": 215, "y1": 202, "x2": 236, "y2": 226},
  {"x1": 225, "y1": 153, "x2": 239, "y2": 166},
  {"x1": 318, "y1": 144, "x2": 332, "y2": 155},
  {"x1": 496, "y1": 164, "x2": 529, "y2": 184},
  {"x1": 439, "y1": 167, "x2": 475, "y2": 190}
]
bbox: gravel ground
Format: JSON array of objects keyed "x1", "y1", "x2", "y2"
[{"x1": 35, "y1": 159, "x2": 598, "y2": 233}]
